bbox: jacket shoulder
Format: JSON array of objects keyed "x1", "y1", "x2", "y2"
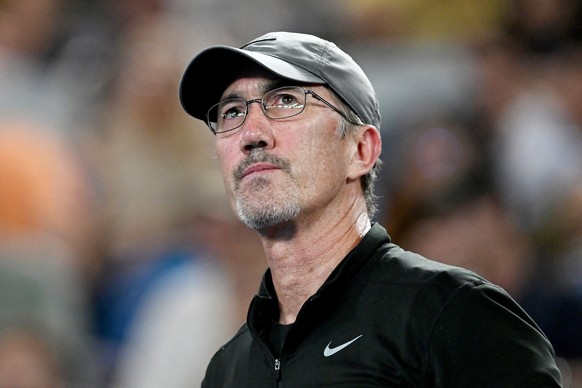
[
  {"x1": 369, "y1": 244, "x2": 488, "y2": 289},
  {"x1": 202, "y1": 324, "x2": 253, "y2": 385}
]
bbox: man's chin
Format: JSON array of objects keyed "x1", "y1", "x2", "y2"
[
  {"x1": 235, "y1": 202, "x2": 300, "y2": 232},
  {"x1": 237, "y1": 211, "x2": 291, "y2": 231}
]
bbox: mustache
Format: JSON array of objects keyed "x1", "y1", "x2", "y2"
[{"x1": 233, "y1": 150, "x2": 292, "y2": 183}]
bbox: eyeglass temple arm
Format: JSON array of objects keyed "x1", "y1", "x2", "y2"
[{"x1": 306, "y1": 90, "x2": 359, "y2": 125}]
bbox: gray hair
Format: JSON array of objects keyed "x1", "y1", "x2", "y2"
[{"x1": 335, "y1": 98, "x2": 382, "y2": 220}]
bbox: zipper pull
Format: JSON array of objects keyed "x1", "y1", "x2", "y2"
[{"x1": 274, "y1": 359, "x2": 281, "y2": 380}]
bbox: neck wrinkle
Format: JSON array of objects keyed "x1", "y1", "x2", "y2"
[{"x1": 262, "y1": 208, "x2": 370, "y2": 325}]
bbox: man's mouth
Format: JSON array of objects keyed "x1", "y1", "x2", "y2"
[
  {"x1": 234, "y1": 151, "x2": 291, "y2": 185},
  {"x1": 242, "y1": 163, "x2": 280, "y2": 179}
]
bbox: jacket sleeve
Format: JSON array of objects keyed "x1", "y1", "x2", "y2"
[{"x1": 425, "y1": 282, "x2": 562, "y2": 387}]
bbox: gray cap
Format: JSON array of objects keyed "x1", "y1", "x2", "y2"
[{"x1": 179, "y1": 31, "x2": 381, "y2": 130}]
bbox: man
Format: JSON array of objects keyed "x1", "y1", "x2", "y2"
[{"x1": 179, "y1": 31, "x2": 562, "y2": 387}]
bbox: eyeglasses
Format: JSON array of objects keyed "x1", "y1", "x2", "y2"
[{"x1": 206, "y1": 86, "x2": 352, "y2": 134}]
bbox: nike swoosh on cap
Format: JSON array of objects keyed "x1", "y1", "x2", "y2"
[{"x1": 323, "y1": 334, "x2": 363, "y2": 357}]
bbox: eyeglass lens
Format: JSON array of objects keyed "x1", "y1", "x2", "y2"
[{"x1": 207, "y1": 86, "x2": 307, "y2": 133}]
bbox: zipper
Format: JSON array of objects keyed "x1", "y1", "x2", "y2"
[
  {"x1": 274, "y1": 358, "x2": 282, "y2": 381},
  {"x1": 249, "y1": 323, "x2": 283, "y2": 385}
]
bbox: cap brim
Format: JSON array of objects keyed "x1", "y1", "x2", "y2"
[{"x1": 179, "y1": 46, "x2": 325, "y2": 121}]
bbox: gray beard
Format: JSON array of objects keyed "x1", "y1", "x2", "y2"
[
  {"x1": 232, "y1": 150, "x2": 299, "y2": 230},
  {"x1": 235, "y1": 176, "x2": 300, "y2": 230}
]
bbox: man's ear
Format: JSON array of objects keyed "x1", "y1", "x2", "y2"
[{"x1": 348, "y1": 125, "x2": 382, "y2": 180}]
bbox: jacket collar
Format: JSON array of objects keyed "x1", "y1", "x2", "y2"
[{"x1": 250, "y1": 223, "x2": 391, "y2": 329}]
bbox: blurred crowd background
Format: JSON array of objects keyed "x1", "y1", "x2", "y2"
[{"x1": 0, "y1": 0, "x2": 581, "y2": 386}]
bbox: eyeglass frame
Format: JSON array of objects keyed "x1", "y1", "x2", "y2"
[{"x1": 205, "y1": 85, "x2": 359, "y2": 134}]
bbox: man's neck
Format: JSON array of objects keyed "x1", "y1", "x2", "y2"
[{"x1": 260, "y1": 211, "x2": 371, "y2": 325}]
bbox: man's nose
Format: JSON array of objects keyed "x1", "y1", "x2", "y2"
[{"x1": 239, "y1": 101, "x2": 273, "y2": 152}]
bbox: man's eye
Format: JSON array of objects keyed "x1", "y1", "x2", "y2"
[
  {"x1": 270, "y1": 93, "x2": 302, "y2": 108},
  {"x1": 221, "y1": 106, "x2": 245, "y2": 119},
  {"x1": 280, "y1": 94, "x2": 298, "y2": 106}
]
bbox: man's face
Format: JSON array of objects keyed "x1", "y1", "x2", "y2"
[{"x1": 214, "y1": 75, "x2": 356, "y2": 231}]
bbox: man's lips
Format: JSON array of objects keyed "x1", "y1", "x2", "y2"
[
  {"x1": 233, "y1": 151, "x2": 291, "y2": 188},
  {"x1": 242, "y1": 163, "x2": 280, "y2": 178}
]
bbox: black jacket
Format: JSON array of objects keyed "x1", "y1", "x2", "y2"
[{"x1": 202, "y1": 223, "x2": 561, "y2": 387}]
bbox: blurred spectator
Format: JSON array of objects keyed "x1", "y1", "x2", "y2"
[
  {"x1": 104, "y1": 0, "x2": 164, "y2": 27},
  {"x1": 165, "y1": 0, "x2": 349, "y2": 42},
  {"x1": 94, "y1": 14, "x2": 231, "y2": 254},
  {"x1": 503, "y1": 0, "x2": 582, "y2": 56},
  {"x1": 343, "y1": 0, "x2": 507, "y2": 42},
  {"x1": 0, "y1": 0, "x2": 117, "y2": 135},
  {"x1": 490, "y1": 49, "x2": 582, "y2": 234},
  {"x1": 90, "y1": 13, "x2": 263, "y2": 386},
  {"x1": 0, "y1": 120, "x2": 98, "y2": 281},
  {"x1": 0, "y1": 0, "x2": 72, "y2": 132},
  {"x1": 0, "y1": 120, "x2": 99, "y2": 386},
  {"x1": 0, "y1": 258, "x2": 96, "y2": 387},
  {"x1": 109, "y1": 251, "x2": 236, "y2": 388},
  {"x1": 0, "y1": 328, "x2": 61, "y2": 388},
  {"x1": 512, "y1": 51, "x2": 582, "y2": 365}
]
